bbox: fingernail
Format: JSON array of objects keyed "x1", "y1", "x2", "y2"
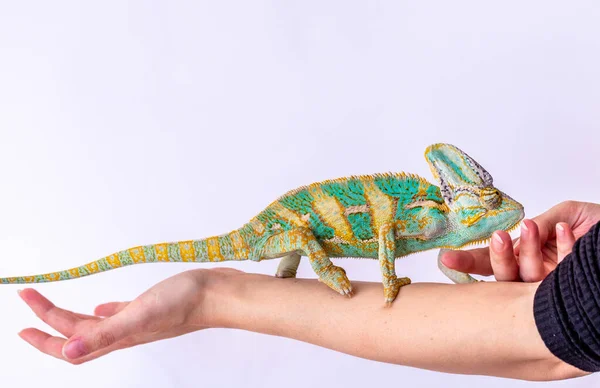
[
  {"x1": 521, "y1": 220, "x2": 529, "y2": 237},
  {"x1": 492, "y1": 232, "x2": 504, "y2": 250},
  {"x1": 62, "y1": 339, "x2": 87, "y2": 359},
  {"x1": 17, "y1": 289, "x2": 22, "y2": 296},
  {"x1": 556, "y1": 223, "x2": 565, "y2": 236},
  {"x1": 512, "y1": 237, "x2": 520, "y2": 250}
]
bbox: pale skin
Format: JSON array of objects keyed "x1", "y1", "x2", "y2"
[{"x1": 16, "y1": 201, "x2": 600, "y2": 381}]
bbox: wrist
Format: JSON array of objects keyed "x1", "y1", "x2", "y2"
[{"x1": 191, "y1": 268, "x2": 252, "y2": 329}]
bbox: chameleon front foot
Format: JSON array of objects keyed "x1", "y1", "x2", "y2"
[
  {"x1": 317, "y1": 265, "x2": 353, "y2": 297},
  {"x1": 383, "y1": 276, "x2": 412, "y2": 305}
]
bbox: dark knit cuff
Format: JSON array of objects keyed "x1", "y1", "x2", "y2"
[{"x1": 533, "y1": 220, "x2": 600, "y2": 372}]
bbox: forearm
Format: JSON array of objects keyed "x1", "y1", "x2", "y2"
[{"x1": 204, "y1": 272, "x2": 587, "y2": 381}]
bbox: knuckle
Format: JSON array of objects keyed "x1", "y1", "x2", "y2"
[
  {"x1": 93, "y1": 331, "x2": 116, "y2": 349},
  {"x1": 38, "y1": 306, "x2": 57, "y2": 324},
  {"x1": 493, "y1": 252, "x2": 512, "y2": 265},
  {"x1": 527, "y1": 220, "x2": 540, "y2": 234},
  {"x1": 559, "y1": 200, "x2": 578, "y2": 212},
  {"x1": 522, "y1": 273, "x2": 543, "y2": 283}
]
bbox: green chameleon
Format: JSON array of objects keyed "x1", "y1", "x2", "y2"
[{"x1": 0, "y1": 143, "x2": 524, "y2": 304}]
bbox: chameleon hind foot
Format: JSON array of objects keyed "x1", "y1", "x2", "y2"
[
  {"x1": 261, "y1": 227, "x2": 352, "y2": 297},
  {"x1": 275, "y1": 253, "x2": 301, "y2": 278},
  {"x1": 383, "y1": 276, "x2": 412, "y2": 305}
]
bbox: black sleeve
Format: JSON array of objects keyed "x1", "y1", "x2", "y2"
[{"x1": 533, "y1": 220, "x2": 600, "y2": 372}]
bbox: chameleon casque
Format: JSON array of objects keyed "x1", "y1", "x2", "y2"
[{"x1": 0, "y1": 144, "x2": 524, "y2": 304}]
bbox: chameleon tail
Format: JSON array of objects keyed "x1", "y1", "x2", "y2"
[{"x1": 0, "y1": 226, "x2": 255, "y2": 284}]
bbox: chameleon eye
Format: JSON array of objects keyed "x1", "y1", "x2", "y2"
[{"x1": 480, "y1": 187, "x2": 501, "y2": 210}]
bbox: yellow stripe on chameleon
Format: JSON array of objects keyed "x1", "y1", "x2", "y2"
[
  {"x1": 44, "y1": 272, "x2": 61, "y2": 281},
  {"x1": 106, "y1": 253, "x2": 122, "y2": 268},
  {"x1": 229, "y1": 230, "x2": 249, "y2": 258},
  {"x1": 270, "y1": 202, "x2": 308, "y2": 227},
  {"x1": 308, "y1": 186, "x2": 354, "y2": 242},
  {"x1": 23, "y1": 276, "x2": 35, "y2": 283},
  {"x1": 363, "y1": 180, "x2": 395, "y2": 233},
  {"x1": 128, "y1": 246, "x2": 147, "y2": 263},
  {"x1": 68, "y1": 268, "x2": 80, "y2": 278},
  {"x1": 154, "y1": 243, "x2": 170, "y2": 262},
  {"x1": 178, "y1": 240, "x2": 196, "y2": 262},
  {"x1": 85, "y1": 261, "x2": 100, "y2": 273},
  {"x1": 415, "y1": 183, "x2": 429, "y2": 199},
  {"x1": 206, "y1": 237, "x2": 223, "y2": 262},
  {"x1": 249, "y1": 218, "x2": 266, "y2": 235}
]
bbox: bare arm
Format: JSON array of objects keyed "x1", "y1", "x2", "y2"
[
  {"x1": 18, "y1": 268, "x2": 588, "y2": 380},
  {"x1": 206, "y1": 271, "x2": 586, "y2": 381}
]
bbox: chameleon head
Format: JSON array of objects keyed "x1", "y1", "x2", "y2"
[{"x1": 424, "y1": 143, "x2": 525, "y2": 247}]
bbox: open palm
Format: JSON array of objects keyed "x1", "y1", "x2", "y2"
[{"x1": 17, "y1": 268, "x2": 230, "y2": 364}]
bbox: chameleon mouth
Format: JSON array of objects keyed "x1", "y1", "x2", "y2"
[
  {"x1": 441, "y1": 219, "x2": 523, "y2": 251},
  {"x1": 505, "y1": 221, "x2": 522, "y2": 234}
]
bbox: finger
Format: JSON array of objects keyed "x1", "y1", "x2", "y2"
[
  {"x1": 19, "y1": 327, "x2": 117, "y2": 365},
  {"x1": 518, "y1": 219, "x2": 545, "y2": 282},
  {"x1": 512, "y1": 236, "x2": 521, "y2": 256},
  {"x1": 18, "y1": 289, "x2": 94, "y2": 337},
  {"x1": 489, "y1": 231, "x2": 520, "y2": 282},
  {"x1": 94, "y1": 302, "x2": 130, "y2": 317},
  {"x1": 18, "y1": 288, "x2": 96, "y2": 320},
  {"x1": 556, "y1": 222, "x2": 576, "y2": 263},
  {"x1": 18, "y1": 328, "x2": 67, "y2": 361},
  {"x1": 62, "y1": 303, "x2": 148, "y2": 360},
  {"x1": 440, "y1": 247, "x2": 494, "y2": 276}
]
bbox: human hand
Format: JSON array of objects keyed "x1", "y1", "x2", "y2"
[
  {"x1": 17, "y1": 268, "x2": 241, "y2": 364},
  {"x1": 441, "y1": 201, "x2": 600, "y2": 282}
]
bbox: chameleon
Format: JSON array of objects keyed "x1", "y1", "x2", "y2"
[{"x1": 0, "y1": 143, "x2": 524, "y2": 304}]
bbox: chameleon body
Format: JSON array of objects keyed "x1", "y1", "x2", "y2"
[{"x1": 0, "y1": 144, "x2": 524, "y2": 304}]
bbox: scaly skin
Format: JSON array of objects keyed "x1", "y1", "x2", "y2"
[{"x1": 0, "y1": 144, "x2": 524, "y2": 304}]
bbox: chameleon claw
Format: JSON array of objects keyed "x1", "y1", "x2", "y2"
[{"x1": 340, "y1": 288, "x2": 353, "y2": 298}]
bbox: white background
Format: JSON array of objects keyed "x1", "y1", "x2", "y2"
[{"x1": 0, "y1": 1, "x2": 599, "y2": 387}]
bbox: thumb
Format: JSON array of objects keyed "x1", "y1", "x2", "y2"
[{"x1": 62, "y1": 308, "x2": 143, "y2": 359}]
